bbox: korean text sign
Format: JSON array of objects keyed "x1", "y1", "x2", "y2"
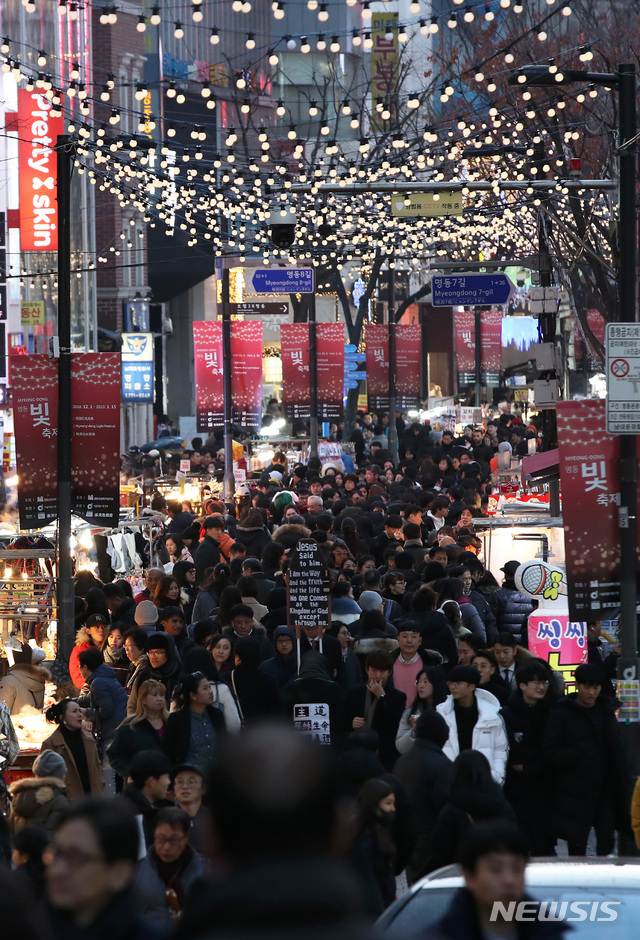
[
  {"x1": 281, "y1": 324, "x2": 311, "y2": 419},
  {"x1": 556, "y1": 400, "x2": 627, "y2": 620}
]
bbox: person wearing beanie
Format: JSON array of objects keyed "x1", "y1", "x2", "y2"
[
  {"x1": 9, "y1": 749, "x2": 69, "y2": 834},
  {"x1": 394, "y1": 711, "x2": 453, "y2": 883},
  {"x1": 0, "y1": 641, "x2": 51, "y2": 714},
  {"x1": 130, "y1": 632, "x2": 182, "y2": 707},
  {"x1": 135, "y1": 599, "x2": 159, "y2": 633},
  {"x1": 259, "y1": 626, "x2": 298, "y2": 691},
  {"x1": 436, "y1": 665, "x2": 508, "y2": 785}
]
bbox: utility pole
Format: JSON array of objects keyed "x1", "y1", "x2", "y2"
[
  {"x1": 616, "y1": 63, "x2": 639, "y2": 682},
  {"x1": 387, "y1": 261, "x2": 399, "y2": 464},
  {"x1": 55, "y1": 136, "x2": 74, "y2": 669},
  {"x1": 308, "y1": 292, "x2": 319, "y2": 459},
  {"x1": 221, "y1": 267, "x2": 235, "y2": 501}
]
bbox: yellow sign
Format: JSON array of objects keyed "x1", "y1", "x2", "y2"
[
  {"x1": 21, "y1": 300, "x2": 45, "y2": 326},
  {"x1": 513, "y1": 389, "x2": 530, "y2": 402},
  {"x1": 391, "y1": 192, "x2": 463, "y2": 218},
  {"x1": 357, "y1": 393, "x2": 368, "y2": 411}
]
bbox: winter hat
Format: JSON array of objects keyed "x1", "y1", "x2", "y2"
[
  {"x1": 135, "y1": 600, "x2": 158, "y2": 627},
  {"x1": 86, "y1": 613, "x2": 109, "y2": 629},
  {"x1": 447, "y1": 664, "x2": 481, "y2": 686},
  {"x1": 358, "y1": 591, "x2": 383, "y2": 611},
  {"x1": 500, "y1": 560, "x2": 521, "y2": 578},
  {"x1": 33, "y1": 749, "x2": 67, "y2": 780},
  {"x1": 31, "y1": 647, "x2": 47, "y2": 665},
  {"x1": 146, "y1": 632, "x2": 171, "y2": 652},
  {"x1": 273, "y1": 625, "x2": 296, "y2": 644}
]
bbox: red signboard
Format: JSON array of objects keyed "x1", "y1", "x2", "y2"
[
  {"x1": 481, "y1": 309, "x2": 502, "y2": 377},
  {"x1": 395, "y1": 324, "x2": 421, "y2": 411},
  {"x1": 71, "y1": 354, "x2": 121, "y2": 526},
  {"x1": 230, "y1": 321, "x2": 262, "y2": 429},
  {"x1": 193, "y1": 322, "x2": 223, "y2": 432},
  {"x1": 281, "y1": 324, "x2": 311, "y2": 419},
  {"x1": 557, "y1": 400, "x2": 626, "y2": 620},
  {"x1": 12, "y1": 356, "x2": 58, "y2": 529},
  {"x1": 528, "y1": 613, "x2": 588, "y2": 694},
  {"x1": 455, "y1": 309, "x2": 476, "y2": 377},
  {"x1": 574, "y1": 308, "x2": 606, "y2": 367},
  {"x1": 17, "y1": 89, "x2": 64, "y2": 252},
  {"x1": 316, "y1": 323, "x2": 345, "y2": 420},
  {"x1": 365, "y1": 324, "x2": 389, "y2": 411}
]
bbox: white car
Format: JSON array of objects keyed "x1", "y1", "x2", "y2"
[{"x1": 377, "y1": 859, "x2": 640, "y2": 938}]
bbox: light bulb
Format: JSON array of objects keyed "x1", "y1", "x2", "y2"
[
  {"x1": 150, "y1": 7, "x2": 161, "y2": 24},
  {"x1": 174, "y1": 22, "x2": 184, "y2": 38},
  {"x1": 318, "y1": 3, "x2": 329, "y2": 20},
  {"x1": 330, "y1": 36, "x2": 340, "y2": 52},
  {"x1": 301, "y1": 37, "x2": 310, "y2": 52},
  {"x1": 137, "y1": 15, "x2": 146, "y2": 31},
  {"x1": 246, "y1": 32, "x2": 255, "y2": 48}
]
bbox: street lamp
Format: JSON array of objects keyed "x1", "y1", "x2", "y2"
[{"x1": 510, "y1": 63, "x2": 639, "y2": 680}]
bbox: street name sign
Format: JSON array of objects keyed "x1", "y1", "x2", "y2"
[
  {"x1": 606, "y1": 322, "x2": 640, "y2": 433},
  {"x1": 430, "y1": 272, "x2": 515, "y2": 307},
  {"x1": 250, "y1": 267, "x2": 314, "y2": 294},
  {"x1": 229, "y1": 302, "x2": 288, "y2": 316}
]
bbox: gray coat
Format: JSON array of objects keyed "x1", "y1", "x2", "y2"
[{"x1": 135, "y1": 845, "x2": 206, "y2": 927}]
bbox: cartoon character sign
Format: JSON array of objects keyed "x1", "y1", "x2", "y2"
[{"x1": 515, "y1": 560, "x2": 587, "y2": 693}]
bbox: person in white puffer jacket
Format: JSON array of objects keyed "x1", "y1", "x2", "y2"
[{"x1": 436, "y1": 664, "x2": 508, "y2": 785}]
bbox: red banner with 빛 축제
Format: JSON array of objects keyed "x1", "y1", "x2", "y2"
[
  {"x1": 193, "y1": 322, "x2": 223, "y2": 432},
  {"x1": 316, "y1": 323, "x2": 345, "y2": 420},
  {"x1": 481, "y1": 310, "x2": 502, "y2": 382},
  {"x1": 556, "y1": 399, "x2": 629, "y2": 621},
  {"x1": 395, "y1": 324, "x2": 422, "y2": 411},
  {"x1": 366, "y1": 324, "x2": 389, "y2": 411},
  {"x1": 71, "y1": 354, "x2": 121, "y2": 526},
  {"x1": 281, "y1": 324, "x2": 310, "y2": 419},
  {"x1": 455, "y1": 310, "x2": 476, "y2": 382},
  {"x1": 17, "y1": 89, "x2": 64, "y2": 252},
  {"x1": 12, "y1": 356, "x2": 59, "y2": 530},
  {"x1": 230, "y1": 321, "x2": 262, "y2": 430}
]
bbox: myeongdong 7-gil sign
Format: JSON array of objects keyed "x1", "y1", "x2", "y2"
[{"x1": 16, "y1": 89, "x2": 63, "y2": 251}]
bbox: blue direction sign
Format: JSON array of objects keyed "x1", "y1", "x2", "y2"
[
  {"x1": 344, "y1": 379, "x2": 360, "y2": 389},
  {"x1": 251, "y1": 267, "x2": 314, "y2": 294},
  {"x1": 345, "y1": 344, "x2": 358, "y2": 354},
  {"x1": 345, "y1": 352, "x2": 366, "y2": 362},
  {"x1": 430, "y1": 272, "x2": 514, "y2": 307}
]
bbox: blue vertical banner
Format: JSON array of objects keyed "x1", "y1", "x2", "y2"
[{"x1": 121, "y1": 332, "x2": 154, "y2": 402}]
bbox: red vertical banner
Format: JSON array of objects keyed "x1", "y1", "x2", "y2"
[
  {"x1": 366, "y1": 324, "x2": 389, "y2": 411},
  {"x1": 316, "y1": 323, "x2": 345, "y2": 420},
  {"x1": 455, "y1": 310, "x2": 476, "y2": 383},
  {"x1": 557, "y1": 400, "x2": 625, "y2": 620},
  {"x1": 481, "y1": 310, "x2": 502, "y2": 383},
  {"x1": 281, "y1": 324, "x2": 310, "y2": 419},
  {"x1": 230, "y1": 321, "x2": 263, "y2": 429},
  {"x1": 71, "y1": 354, "x2": 121, "y2": 526},
  {"x1": 193, "y1": 322, "x2": 223, "y2": 431},
  {"x1": 17, "y1": 89, "x2": 64, "y2": 252},
  {"x1": 395, "y1": 324, "x2": 421, "y2": 411},
  {"x1": 11, "y1": 356, "x2": 59, "y2": 529}
]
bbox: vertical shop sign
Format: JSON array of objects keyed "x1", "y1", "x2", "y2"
[
  {"x1": 557, "y1": 400, "x2": 624, "y2": 620},
  {"x1": 193, "y1": 322, "x2": 223, "y2": 431},
  {"x1": 121, "y1": 332, "x2": 154, "y2": 402},
  {"x1": 17, "y1": 89, "x2": 64, "y2": 251},
  {"x1": 455, "y1": 309, "x2": 476, "y2": 384},
  {"x1": 12, "y1": 356, "x2": 59, "y2": 529},
  {"x1": 230, "y1": 321, "x2": 262, "y2": 429},
  {"x1": 71, "y1": 354, "x2": 121, "y2": 526},
  {"x1": 316, "y1": 323, "x2": 345, "y2": 420},
  {"x1": 395, "y1": 324, "x2": 421, "y2": 411},
  {"x1": 281, "y1": 324, "x2": 310, "y2": 419},
  {"x1": 371, "y1": 12, "x2": 399, "y2": 131},
  {"x1": 366, "y1": 324, "x2": 389, "y2": 411},
  {"x1": 481, "y1": 309, "x2": 502, "y2": 385}
]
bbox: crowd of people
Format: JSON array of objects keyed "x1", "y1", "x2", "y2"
[{"x1": 0, "y1": 411, "x2": 636, "y2": 939}]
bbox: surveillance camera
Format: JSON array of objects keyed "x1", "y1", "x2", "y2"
[{"x1": 269, "y1": 207, "x2": 297, "y2": 250}]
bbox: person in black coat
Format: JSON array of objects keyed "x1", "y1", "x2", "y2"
[
  {"x1": 259, "y1": 626, "x2": 298, "y2": 691},
  {"x1": 426, "y1": 751, "x2": 516, "y2": 875},
  {"x1": 193, "y1": 516, "x2": 225, "y2": 584},
  {"x1": 281, "y1": 651, "x2": 344, "y2": 744},
  {"x1": 472, "y1": 649, "x2": 510, "y2": 706},
  {"x1": 542, "y1": 662, "x2": 632, "y2": 855},
  {"x1": 340, "y1": 650, "x2": 406, "y2": 771},
  {"x1": 394, "y1": 711, "x2": 453, "y2": 883},
  {"x1": 501, "y1": 661, "x2": 555, "y2": 855},
  {"x1": 350, "y1": 778, "x2": 400, "y2": 918},
  {"x1": 422, "y1": 823, "x2": 568, "y2": 940},
  {"x1": 396, "y1": 587, "x2": 459, "y2": 669},
  {"x1": 299, "y1": 623, "x2": 343, "y2": 680},
  {"x1": 163, "y1": 672, "x2": 226, "y2": 771},
  {"x1": 228, "y1": 636, "x2": 282, "y2": 725}
]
